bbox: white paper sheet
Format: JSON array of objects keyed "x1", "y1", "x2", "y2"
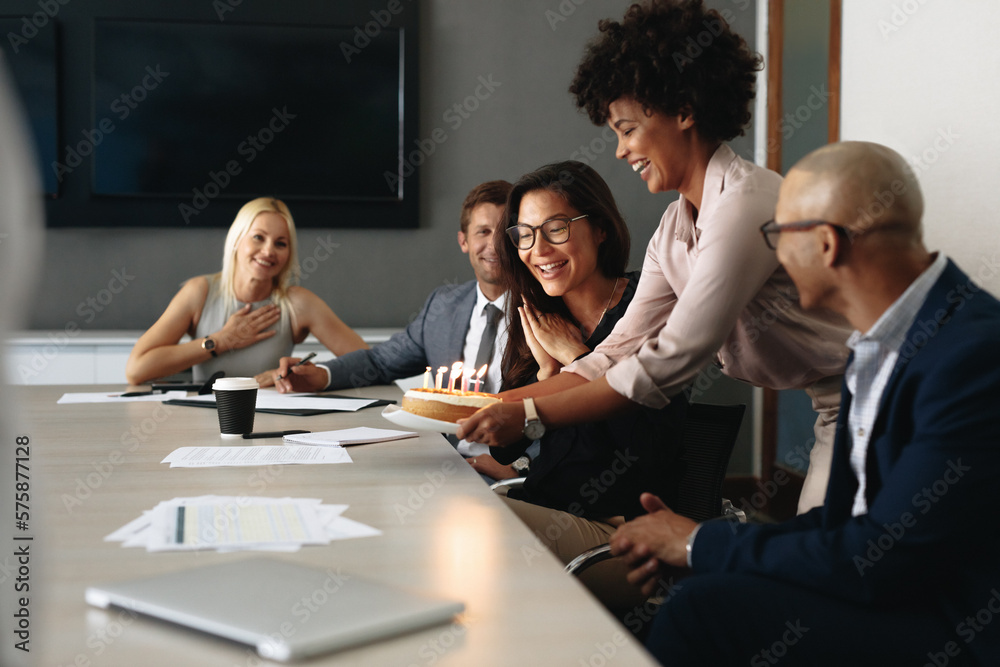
[
  {"x1": 58, "y1": 391, "x2": 188, "y2": 404},
  {"x1": 104, "y1": 496, "x2": 380, "y2": 552},
  {"x1": 283, "y1": 427, "x2": 417, "y2": 447},
  {"x1": 161, "y1": 445, "x2": 352, "y2": 467},
  {"x1": 178, "y1": 393, "x2": 377, "y2": 412}
]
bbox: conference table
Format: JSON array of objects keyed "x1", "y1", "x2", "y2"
[{"x1": 11, "y1": 384, "x2": 657, "y2": 666}]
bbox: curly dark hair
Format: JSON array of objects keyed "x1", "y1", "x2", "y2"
[
  {"x1": 496, "y1": 161, "x2": 630, "y2": 391},
  {"x1": 569, "y1": 0, "x2": 762, "y2": 144}
]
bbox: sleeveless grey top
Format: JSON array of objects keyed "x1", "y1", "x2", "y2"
[{"x1": 192, "y1": 275, "x2": 295, "y2": 382}]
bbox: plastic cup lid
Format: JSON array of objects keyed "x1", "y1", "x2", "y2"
[{"x1": 213, "y1": 377, "x2": 259, "y2": 391}]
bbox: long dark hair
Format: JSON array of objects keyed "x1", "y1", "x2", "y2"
[{"x1": 497, "y1": 161, "x2": 630, "y2": 390}]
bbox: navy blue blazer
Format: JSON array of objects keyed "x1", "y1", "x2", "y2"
[
  {"x1": 693, "y1": 260, "x2": 1000, "y2": 663},
  {"x1": 320, "y1": 280, "x2": 478, "y2": 390}
]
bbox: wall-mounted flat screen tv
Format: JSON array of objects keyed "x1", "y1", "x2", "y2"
[
  {"x1": 92, "y1": 19, "x2": 403, "y2": 203},
  {"x1": 0, "y1": 17, "x2": 58, "y2": 197}
]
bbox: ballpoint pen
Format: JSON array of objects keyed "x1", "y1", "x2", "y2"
[{"x1": 276, "y1": 352, "x2": 317, "y2": 380}]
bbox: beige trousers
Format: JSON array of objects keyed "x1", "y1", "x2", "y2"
[
  {"x1": 796, "y1": 375, "x2": 844, "y2": 514},
  {"x1": 499, "y1": 493, "x2": 658, "y2": 611}
]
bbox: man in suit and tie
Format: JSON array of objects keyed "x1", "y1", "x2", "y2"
[
  {"x1": 611, "y1": 141, "x2": 1000, "y2": 665},
  {"x1": 274, "y1": 180, "x2": 512, "y2": 399}
]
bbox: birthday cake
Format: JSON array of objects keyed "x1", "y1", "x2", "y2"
[{"x1": 401, "y1": 388, "x2": 500, "y2": 423}]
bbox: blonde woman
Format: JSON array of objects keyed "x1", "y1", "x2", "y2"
[{"x1": 126, "y1": 198, "x2": 366, "y2": 386}]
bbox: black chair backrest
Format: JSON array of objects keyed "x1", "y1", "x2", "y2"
[{"x1": 672, "y1": 403, "x2": 746, "y2": 523}]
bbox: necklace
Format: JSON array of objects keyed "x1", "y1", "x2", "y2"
[{"x1": 596, "y1": 276, "x2": 620, "y2": 328}]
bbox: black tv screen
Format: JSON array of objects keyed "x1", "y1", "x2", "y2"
[
  {"x1": 0, "y1": 18, "x2": 58, "y2": 197},
  {"x1": 92, "y1": 19, "x2": 403, "y2": 205}
]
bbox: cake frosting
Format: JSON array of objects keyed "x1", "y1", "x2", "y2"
[{"x1": 401, "y1": 388, "x2": 500, "y2": 423}]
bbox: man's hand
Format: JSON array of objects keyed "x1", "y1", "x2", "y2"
[
  {"x1": 467, "y1": 454, "x2": 516, "y2": 480},
  {"x1": 456, "y1": 400, "x2": 525, "y2": 447},
  {"x1": 609, "y1": 493, "x2": 698, "y2": 597},
  {"x1": 273, "y1": 357, "x2": 328, "y2": 394}
]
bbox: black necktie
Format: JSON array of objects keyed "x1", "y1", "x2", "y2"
[{"x1": 474, "y1": 304, "x2": 502, "y2": 371}]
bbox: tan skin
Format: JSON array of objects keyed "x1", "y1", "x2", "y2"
[
  {"x1": 272, "y1": 202, "x2": 506, "y2": 394},
  {"x1": 609, "y1": 141, "x2": 933, "y2": 592},
  {"x1": 126, "y1": 213, "x2": 367, "y2": 387},
  {"x1": 456, "y1": 97, "x2": 718, "y2": 448},
  {"x1": 469, "y1": 189, "x2": 627, "y2": 479}
]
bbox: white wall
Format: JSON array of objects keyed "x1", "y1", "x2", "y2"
[{"x1": 841, "y1": 1, "x2": 1000, "y2": 293}]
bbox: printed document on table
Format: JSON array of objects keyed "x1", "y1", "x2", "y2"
[
  {"x1": 283, "y1": 427, "x2": 417, "y2": 447},
  {"x1": 58, "y1": 391, "x2": 188, "y2": 404},
  {"x1": 104, "y1": 496, "x2": 381, "y2": 552},
  {"x1": 148, "y1": 497, "x2": 330, "y2": 552},
  {"x1": 162, "y1": 445, "x2": 352, "y2": 467},
  {"x1": 179, "y1": 391, "x2": 377, "y2": 412}
]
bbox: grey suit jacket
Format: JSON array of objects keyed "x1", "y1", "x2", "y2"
[{"x1": 320, "y1": 280, "x2": 479, "y2": 390}]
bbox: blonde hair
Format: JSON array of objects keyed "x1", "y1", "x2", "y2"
[{"x1": 215, "y1": 197, "x2": 300, "y2": 325}]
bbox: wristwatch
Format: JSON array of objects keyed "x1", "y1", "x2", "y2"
[
  {"x1": 511, "y1": 455, "x2": 531, "y2": 476},
  {"x1": 522, "y1": 397, "x2": 546, "y2": 440},
  {"x1": 201, "y1": 336, "x2": 218, "y2": 358}
]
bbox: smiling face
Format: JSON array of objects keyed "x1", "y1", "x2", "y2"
[
  {"x1": 516, "y1": 189, "x2": 606, "y2": 299},
  {"x1": 236, "y1": 212, "x2": 290, "y2": 283},
  {"x1": 459, "y1": 202, "x2": 504, "y2": 297},
  {"x1": 608, "y1": 97, "x2": 695, "y2": 195}
]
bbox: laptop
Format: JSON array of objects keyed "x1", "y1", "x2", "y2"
[{"x1": 85, "y1": 557, "x2": 464, "y2": 662}]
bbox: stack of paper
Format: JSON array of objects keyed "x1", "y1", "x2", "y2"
[
  {"x1": 105, "y1": 496, "x2": 381, "y2": 552},
  {"x1": 162, "y1": 445, "x2": 353, "y2": 467},
  {"x1": 283, "y1": 427, "x2": 417, "y2": 446},
  {"x1": 58, "y1": 391, "x2": 188, "y2": 404}
]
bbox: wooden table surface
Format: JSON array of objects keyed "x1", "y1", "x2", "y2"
[{"x1": 5, "y1": 384, "x2": 656, "y2": 667}]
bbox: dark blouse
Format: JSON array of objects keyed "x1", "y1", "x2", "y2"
[{"x1": 494, "y1": 271, "x2": 688, "y2": 520}]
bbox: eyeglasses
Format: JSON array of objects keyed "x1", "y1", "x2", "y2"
[
  {"x1": 506, "y1": 215, "x2": 588, "y2": 250},
  {"x1": 759, "y1": 219, "x2": 850, "y2": 250}
]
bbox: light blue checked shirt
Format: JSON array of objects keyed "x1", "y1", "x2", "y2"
[{"x1": 844, "y1": 253, "x2": 946, "y2": 516}]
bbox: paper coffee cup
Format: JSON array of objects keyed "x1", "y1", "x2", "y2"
[{"x1": 213, "y1": 377, "x2": 258, "y2": 438}]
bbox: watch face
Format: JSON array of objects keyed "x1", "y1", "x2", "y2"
[
  {"x1": 203, "y1": 338, "x2": 215, "y2": 350},
  {"x1": 524, "y1": 420, "x2": 545, "y2": 440}
]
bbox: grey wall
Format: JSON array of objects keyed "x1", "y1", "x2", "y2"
[{"x1": 28, "y1": 0, "x2": 757, "y2": 333}]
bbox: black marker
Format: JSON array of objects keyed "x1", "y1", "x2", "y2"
[{"x1": 242, "y1": 430, "x2": 311, "y2": 439}]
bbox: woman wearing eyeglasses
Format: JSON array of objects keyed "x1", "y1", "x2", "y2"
[
  {"x1": 468, "y1": 160, "x2": 687, "y2": 610},
  {"x1": 459, "y1": 0, "x2": 850, "y2": 514}
]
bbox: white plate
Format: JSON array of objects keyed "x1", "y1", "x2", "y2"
[{"x1": 381, "y1": 404, "x2": 459, "y2": 435}]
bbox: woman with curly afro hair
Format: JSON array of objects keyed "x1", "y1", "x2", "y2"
[{"x1": 458, "y1": 1, "x2": 850, "y2": 519}]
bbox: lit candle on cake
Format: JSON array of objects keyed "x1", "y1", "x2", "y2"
[
  {"x1": 435, "y1": 366, "x2": 447, "y2": 390},
  {"x1": 462, "y1": 366, "x2": 473, "y2": 393},
  {"x1": 474, "y1": 364, "x2": 487, "y2": 392},
  {"x1": 423, "y1": 366, "x2": 431, "y2": 389},
  {"x1": 449, "y1": 361, "x2": 463, "y2": 391}
]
